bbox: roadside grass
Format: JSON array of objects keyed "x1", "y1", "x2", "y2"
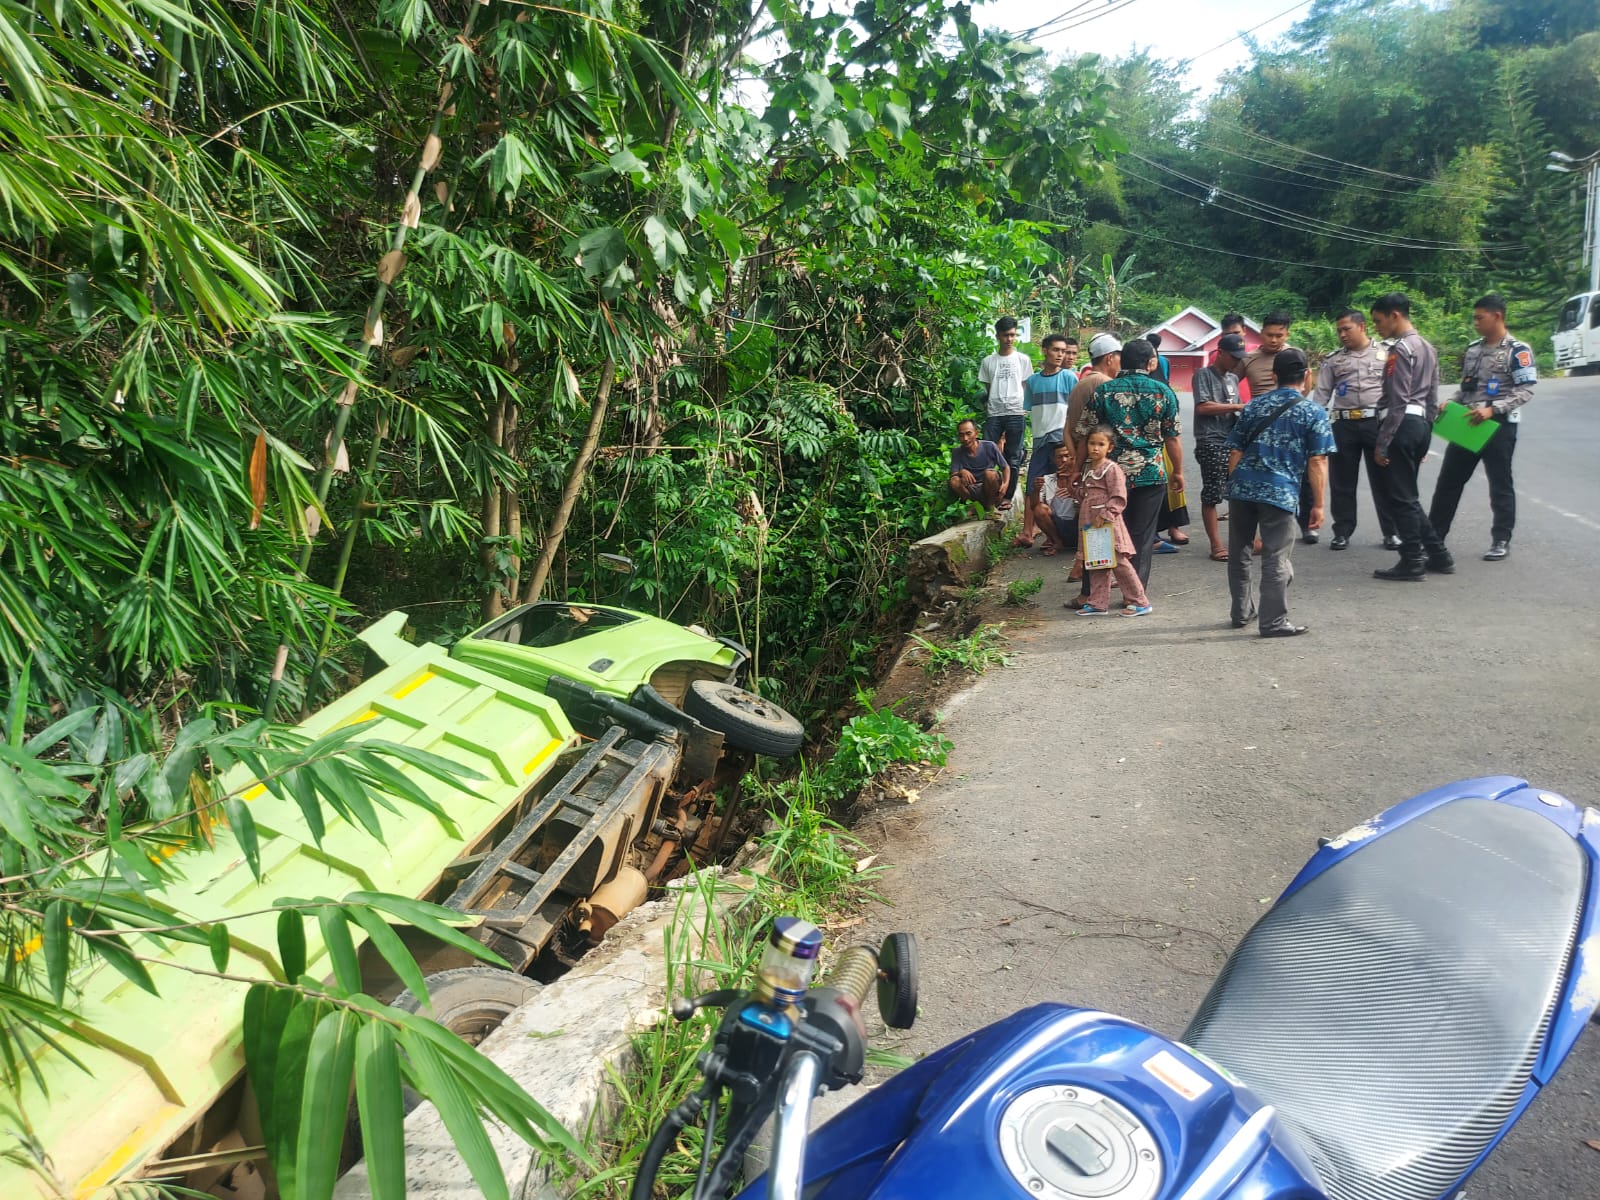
[
  {"x1": 1002, "y1": 575, "x2": 1044, "y2": 606},
  {"x1": 910, "y1": 623, "x2": 1012, "y2": 677}
]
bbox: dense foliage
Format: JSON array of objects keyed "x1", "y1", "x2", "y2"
[
  {"x1": 1043, "y1": 0, "x2": 1600, "y2": 354},
  {"x1": 2, "y1": 1, "x2": 1598, "y2": 1193},
  {"x1": 0, "y1": 2, "x2": 1128, "y2": 1195}
]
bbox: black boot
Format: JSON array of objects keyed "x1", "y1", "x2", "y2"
[
  {"x1": 1426, "y1": 549, "x2": 1455, "y2": 574},
  {"x1": 1374, "y1": 558, "x2": 1427, "y2": 582}
]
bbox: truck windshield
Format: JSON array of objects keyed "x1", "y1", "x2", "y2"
[
  {"x1": 480, "y1": 603, "x2": 638, "y2": 648},
  {"x1": 1558, "y1": 296, "x2": 1588, "y2": 332}
]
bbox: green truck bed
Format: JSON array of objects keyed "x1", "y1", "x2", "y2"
[{"x1": 4, "y1": 639, "x2": 578, "y2": 1200}]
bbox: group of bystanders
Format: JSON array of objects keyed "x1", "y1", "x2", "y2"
[{"x1": 948, "y1": 292, "x2": 1535, "y2": 635}]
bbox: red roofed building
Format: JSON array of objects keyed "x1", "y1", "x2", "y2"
[{"x1": 1144, "y1": 307, "x2": 1263, "y2": 396}]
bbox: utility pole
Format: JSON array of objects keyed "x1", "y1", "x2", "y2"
[{"x1": 1548, "y1": 149, "x2": 1600, "y2": 294}]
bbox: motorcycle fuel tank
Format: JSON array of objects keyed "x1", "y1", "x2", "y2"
[{"x1": 773, "y1": 1004, "x2": 1327, "y2": 1200}]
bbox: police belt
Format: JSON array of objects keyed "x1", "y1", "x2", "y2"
[
  {"x1": 1374, "y1": 404, "x2": 1428, "y2": 419},
  {"x1": 1331, "y1": 408, "x2": 1377, "y2": 420}
]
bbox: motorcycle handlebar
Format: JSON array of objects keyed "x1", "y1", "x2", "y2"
[
  {"x1": 768, "y1": 1050, "x2": 823, "y2": 1200},
  {"x1": 822, "y1": 944, "x2": 879, "y2": 1010}
]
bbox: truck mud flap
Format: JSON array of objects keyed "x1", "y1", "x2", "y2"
[{"x1": 442, "y1": 727, "x2": 674, "y2": 969}]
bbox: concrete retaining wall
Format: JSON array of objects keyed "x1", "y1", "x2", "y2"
[
  {"x1": 905, "y1": 505, "x2": 1017, "y2": 606},
  {"x1": 335, "y1": 869, "x2": 754, "y2": 1200}
]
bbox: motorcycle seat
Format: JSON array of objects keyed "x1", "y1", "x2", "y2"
[{"x1": 1183, "y1": 795, "x2": 1588, "y2": 1200}]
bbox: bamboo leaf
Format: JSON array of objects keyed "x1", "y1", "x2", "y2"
[
  {"x1": 273, "y1": 996, "x2": 331, "y2": 1200},
  {"x1": 0, "y1": 769, "x2": 42, "y2": 858},
  {"x1": 401, "y1": 1029, "x2": 511, "y2": 1200},
  {"x1": 402, "y1": 1016, "x2": 589, "y2": 1163},
  {"x1": 317, "y1": 903, "x2": 361, "y2": 993},
  {"x1": 23, "y1": 708, "x2": 98, "y2": 755},
  {"x1": 297, "y1": 1008, "x2": 359, "y2": 1200},
  {"x1": 209, "y1": 923, "x2": 231, "y2": 973},
  {"x1": 346, "y1": 906, "x2": 428, "y2": 1004},
  {"x1": 224, "y1": 796, "x2": 261, "y2": 878},
  {"x1": 81, "y1": 922, "x2": 157, "y2": 995},
  {"x1": 347, "y1": 891, "x2": 508, "y2": 968},
  {"x1": 249, "y1": 431, "x2": 267, "y2": 530},
  {"x1": 43, "y1": 902, "x2": 69, "y2": 1006},
  {"x1": 277, "y1": 909, "x2": 307, "y2": 982},
  {"x1": 355, "y1": 1020, "x2": 405, "y2": 1200},
  {"x1": 244, "y1": 984, "x2": 296, "y2": 1158}
]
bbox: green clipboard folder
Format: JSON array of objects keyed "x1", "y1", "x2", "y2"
[{"x1": 1433, "y1": 401, "x2": 1500, "y2": 453}]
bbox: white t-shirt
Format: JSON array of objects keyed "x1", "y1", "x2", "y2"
[
  {"x1": 1038, "y1": 473, "x2": 1078, "y2": 520},
  {"x1": 979, "y1": 350, "x2": 1033, "y2": 417}
]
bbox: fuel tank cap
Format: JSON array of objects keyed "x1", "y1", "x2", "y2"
[{"x1": 998, "y1": 1085, "x2": 1162, "y2": 1200}]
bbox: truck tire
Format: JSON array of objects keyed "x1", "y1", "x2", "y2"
[
  {"x1": 344, "y1": 966, "x2": 545, "y2": 1155},
  {"x1": 391, "y1": 966, "x2": 543, "y2": 1046},
  {"x1": 684, "y1": 680, "x2": 805, "y2": 757}
]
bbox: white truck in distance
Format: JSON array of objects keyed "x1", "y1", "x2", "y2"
[{"x1": 1554, "y1": 291, "x2": 1600, "y2": 374}]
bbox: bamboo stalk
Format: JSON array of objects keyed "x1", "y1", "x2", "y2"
[
  {"x1": 522, "y1": 358, "x2": 616, "y2": 604},
  {"x1": 481, "y1": 394, "x2": 507, "y2": 619},
  {"x1": 303, "y1": 413, "x2": 388, "y2": 711},
  {"x1": 261, "y1": 4, "x2": 486, "y2": 719},
  {"x1": 504, "y1": 398, "x2": 523, "y2": 601}
]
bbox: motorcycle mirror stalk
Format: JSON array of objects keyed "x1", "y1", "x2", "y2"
[{"x1": 635, "y1": 920, "x2": 920, "y2": 1200}]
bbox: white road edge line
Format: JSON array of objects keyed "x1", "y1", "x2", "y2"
[{"x1": 1525, "y1": 493, "x2": 1600, "y2": 533}]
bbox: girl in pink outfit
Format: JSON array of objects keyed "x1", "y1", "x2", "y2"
[{"x1": 1076, "y1": 427, "x2": 1153, "y2": 615}]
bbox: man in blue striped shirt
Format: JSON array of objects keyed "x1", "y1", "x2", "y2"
[{"x1": 1018, "y1": 333, "x2": 1079, "y2": 547}]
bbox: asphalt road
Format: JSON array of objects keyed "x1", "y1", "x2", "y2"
[{"x1": 854, "y1": 374, "x2": 1600, "y2": 1197}]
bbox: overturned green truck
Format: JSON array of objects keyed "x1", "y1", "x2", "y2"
[{"x1": 3, "y1": 601, "x2": 804, "y2": 1199}]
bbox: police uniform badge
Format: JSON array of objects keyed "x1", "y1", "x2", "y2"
[{"x1": 1510, "y1": 344, "x2": 1537, "y2": 385}]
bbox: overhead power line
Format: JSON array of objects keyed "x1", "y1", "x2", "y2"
[
  {"x1": 1116, "y1": 161, "x2": 1516, "y2": 254},
  {"x1": 1015, "y1": 1, "x2": 1106, "y2": 40},
  {"x1": 1127, "y1": 153, "x2": 1516, "y2": 251},
  {"x1": 1010, "y1": 0, "x2": 1146, "y2": 41},
  {"x1": 1187, "y1": 138, "x2": 1507, "y2": 202},
  {"x1": 1176, "y1": 0, "x2": 1315, "y2": 67},
  {"x1": 1210, "y1": 120, "x2": 1480, "y2": 192},
  {"x1": 1011, "y1": 197, "x2": 1485, "y2": 279}
]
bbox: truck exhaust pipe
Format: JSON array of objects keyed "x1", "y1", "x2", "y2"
[{"x1": 577, "y1": 867, "x2": 649, "y2": 943}]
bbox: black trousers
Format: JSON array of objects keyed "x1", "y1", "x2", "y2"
[
  {"x1": 1296, "y1": 474, "x2": 1316, "y2": 536},
  {"x1": 1124, "y1": 483, "x2": 1169, "y2": 588},
  {"x1": 1376, "y1": 415, "x2": 1445, "y2": 560},
  {"x1": 1330, "y1": 416, "x2": 1397, "y2": 539},
  {"x1": 1428, "y1": 419, "x2": 1518, "y2": 544}
]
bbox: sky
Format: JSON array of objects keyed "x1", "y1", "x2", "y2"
[{"x1": 974, "y1": 0, "x2": 1318, "y2": 95}]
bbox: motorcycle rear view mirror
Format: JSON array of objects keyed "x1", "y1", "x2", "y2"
[
  {"x1": 876, "y1": 932, "x2": 918, "y2": 1030},
  {"x1": 598, "y1": 553, "x2": 635, "y2": 574}
]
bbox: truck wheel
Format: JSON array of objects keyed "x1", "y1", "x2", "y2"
[
  {"x1": 391, "y1": 966, "x2": 543, "y2": 1046},
  {"x1": 344, "y1": 966, "x2": 544, "y2": 1158},
  {"x1": 685, "y1": 680, "x2": 805, "y2": 757}
]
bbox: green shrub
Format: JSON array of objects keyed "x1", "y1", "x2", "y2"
[
  {"x1": 818, "y1": 692, "x2": 953, "y2": 801},
  {"x1": 911, "y1": 624, "x2": 1012, "y2": 677},
  {"x1": 1003, "y1": 575, "x2": 1044, "y2": 605}
]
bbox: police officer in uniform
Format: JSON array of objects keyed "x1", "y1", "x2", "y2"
[
  {"x1": 1427, "y1": 294, "x2": 1534, "y2": 562},
  {"x1": 1371, "y1": 293, "x2": 1451, "y2": 582},
  {"x1": 1313, "y1": 308, "x2": 1400, "y2": 551}
]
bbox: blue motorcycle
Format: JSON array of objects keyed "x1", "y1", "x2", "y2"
[{"x1": 633, "y1": 777, "x2": 1600, "y2": 1200}]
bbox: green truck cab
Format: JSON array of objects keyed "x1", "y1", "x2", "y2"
[{"x1": 3, "y1": 602, "x2": 802, "y2": 1200}]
